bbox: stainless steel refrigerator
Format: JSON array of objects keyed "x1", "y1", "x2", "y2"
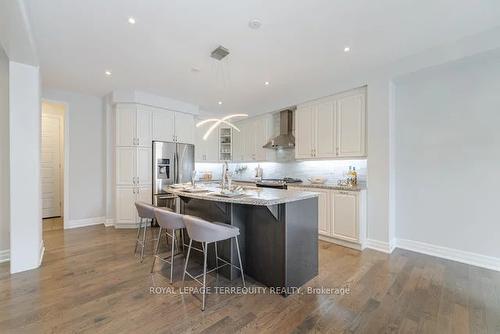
[{"x1": 152, "y1": 141, "x2": 195, "y2": 207}]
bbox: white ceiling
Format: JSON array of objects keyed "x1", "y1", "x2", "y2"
[{"x1": 25, "y1": 0, "x2": 500, "y2": 115}]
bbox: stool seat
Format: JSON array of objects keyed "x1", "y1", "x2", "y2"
[
  {"x1": 154, "y1": 208, "x2": 185, "y2": 230},
  {"x1": 134, "y1": 201, "x2": 157, "y2": 262},
  {"x1": 135, "y1": 201, "x2": 155, "y2": 219},
  {"x1": 183, "y1": 215, "x2": 239, "y2": 243}
]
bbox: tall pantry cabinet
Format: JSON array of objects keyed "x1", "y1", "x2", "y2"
[{"x1": 114, "y1": 103, "x2": 194, "y2": 228}]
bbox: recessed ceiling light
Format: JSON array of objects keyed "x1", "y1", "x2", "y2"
[
  {"x1": 344, "y1": 46, "x2": 351, "y2": 52},
  {"x1": 105, "y1": 70, "x2": 112, "y2": 76},
  {"x1": 218, "y1": 101, "x2": 223, "y2": 105},
  {"x1": 264, "y1": 81, "x2": 270, "y2": 86},
  {"x1": 128, "y1": 17, "x2": 136, "y2": 24},
  {"x1": 248, "y1": 19, "x2": 262, "y2": 29}
]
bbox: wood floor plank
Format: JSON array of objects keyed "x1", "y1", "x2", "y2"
[{"x1": 0, "y1": 225, "x2": 499, "y2": 333}]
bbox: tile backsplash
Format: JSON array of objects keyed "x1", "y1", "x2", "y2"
[{"x1": 195, "y1": 159, "x2": 367, "y2": 183}]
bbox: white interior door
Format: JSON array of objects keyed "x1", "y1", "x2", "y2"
[{"x1": 41, "y1": 114, "x2": 62, "y2": 218}]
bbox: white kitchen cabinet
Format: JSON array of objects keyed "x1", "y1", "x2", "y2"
[
  {"x1": 232, "y1": 124, "x2": 245, "y2": 162},
  {"x1": 116, "y1": 147, "x2": 136, "y2": 186},
  {"x1": 136, "y1": 109, "x2": 152, "y2": 147},
  {"x1": 115, "y1": 187, "x2": 138, "y2": 226},
  {"x1": 195, "y1": 125, "x2": 219, "y2": 162},
  {"x1": 332, "y1": 191, "x2": 359, "y2": 242},
  {"x1": 115, "y1": 105, "x2": 137, "y2": 146},
  {"x1": 232, "y1": 115, "x2": 273, "y2": 162},
  {"x1": 152, "y1": 109, "x2": 175, "y2": 142},
  {"x1": 116, "y1": 105, "x2": 152, "y2": 147},
  {"x1": 295, "y1": 105, "x2": 315, "y2": 159},
  {"x1": 289, "y1": 186, "x2": 366, "y2": 250},
  {"x1": 337, "y1": 93, "x2": 366, "y2": 157},
  {"x1": 116, "y1": 147, "x2": 151, "y2": 186},
  {"x1": 175, "y1": 112, "x2": 195, "y2": 144},
  {"x1": 137, "y1": 147, "x2": 152, "y2": 186},
  {"x1": 137, "y1": 185, "x2": 152, "y2": 204},
  {"x1": 295, "y1": 87, "x2": 366, "y2": 159},
  {"x1": 115, "y1": 186, "x2": 152, "y2": 227},
  {"x1": 316, "y1": 100, "x2": 337, "y2": 158}
]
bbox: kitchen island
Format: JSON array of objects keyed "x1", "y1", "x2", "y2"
[{"x1": 165, "y1": 185, "x2": 319, "y2": 292}]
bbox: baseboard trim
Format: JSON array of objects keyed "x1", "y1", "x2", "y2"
[
  {"x1": 104, "y1": 218, "x2": 114, "y2": 227},
  {"x1": 0, "y1": 249, "x2": 10, "y2": 263},
  {"x1": 396, "y1": 239, "x2": 500, "y2": 272},
  {"x1": 364, "y1": 239, "x2": 393, "y2": 253},
  {"x1": 39, "y1": 241, "x2": 45, "y2": 266},
  {"x1": 65, "y1": 216, "x2": 106, "y2": 229}
]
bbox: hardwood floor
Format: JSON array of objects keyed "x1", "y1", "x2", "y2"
[
  {"x1": 0, "y1": 225, "x2": 499, "y2": 333},
  {"x1": 43, "y1": 217, "x2": 64, "y2": 231}
]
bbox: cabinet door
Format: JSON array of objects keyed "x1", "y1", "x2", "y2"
[
  {"x1": 316, "y1": 100, "x2": 337, "y2": 158},
  {"x1": 316, "y1": 188, "x2": 332, "y2": 236},
  {"x1": 175, "y1": 112, "x2": 195, "y2": 144},
  {"x1": 153, "y1": 109, "x2": 175, "y2": 142},
  {"x1": 194, "y1": 127, "x2": 206, "y2": 162},
  {"x1": 232, "y1": 122, "x2": 244, "y2": 162},
  {"x1": 206, "y1": 126, "x2": 220, "y2": 162},
  {"x1": 137, "y1": 186, "x2": 152, "y2": 205},
  {"x1": 115, "y1": 105, "x2": 136, "y2": 146},
  {"x1": 295, "y1": 105, "x2": 315, "y2": 159},
  {"x1": 253, "y1": 116, "x2": 271, "y2": 161},
  {"x1": 243, "y1": 122, "x2": 256, "y2": 161},
  {"x1": 337, "y1": 93, "x2": 366, "y2": 157},
  {"x1": 136, "y1": 109, "x2": 152, "y2": 147},
  {"x1": 116, "y1": 187, "x2": 138, "y2": 226},
  {"x1": 137, "y1": 148, "x2": 152, "y2": 186},
  {"x1": 332, "y1": 191, "x2": 358, "y2": 242},
  {"x1": 116, "y1": 147, "x2": 136, "y2": 186}
]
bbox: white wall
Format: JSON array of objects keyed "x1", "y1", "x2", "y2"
[
  {"x1": 9, "y1": 61, "x2": 42, "y2": 273},
  {"x1": 43, "y1": 89, "x2": 106, "y2": 222},
  {"x1": 0, "y1": 47, "x2": 9, "y2": 261},
  {"x1": 395, "y1": 51, "x2": 500, "y2": 259}
]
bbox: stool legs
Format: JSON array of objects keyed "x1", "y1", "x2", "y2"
[
  {"x1": 170, "y1": 229, "x2": 176, "y2": 283},
  {"x1": 140, "y1": 219, "x2": 148, "y2": 262},
  {"x1": 150, "y1": 227, "x2": 163, "y2": 273},
  {"x1": 134, "y1": 218, "x2": 142, "y2": 254},
  {"x1": 182, "y1": 239, "x2": 193, "y2": 284},
  {"x1": 202, "y1": 242, "x2": 208, "y2": 311}
]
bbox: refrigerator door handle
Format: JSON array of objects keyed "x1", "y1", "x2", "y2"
[{"x1": 174, "y1": 151, "x2": 179, "y2": 184}]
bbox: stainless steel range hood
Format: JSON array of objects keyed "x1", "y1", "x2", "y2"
[{"x1": 263, "y1": 108, "x2": 296, "y2": 149}]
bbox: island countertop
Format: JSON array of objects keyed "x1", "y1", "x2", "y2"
[{"x1": 164, "y1": 185, "x2": 319, "y2": 206}]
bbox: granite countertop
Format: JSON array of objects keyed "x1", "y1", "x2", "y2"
[
  {"x1": 229, "y1": 179, "x2": 367, "y2": 192},
  {"x1": 286, "y1": 181, "x2": 366, "y2": 192},
  {"x1": 164, "y1": 185, "x2": 319, "y2": 206}
]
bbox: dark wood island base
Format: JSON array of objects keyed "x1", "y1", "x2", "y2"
[{"x1": 179, "y1": 196, "x2": 318, "y2": 292}]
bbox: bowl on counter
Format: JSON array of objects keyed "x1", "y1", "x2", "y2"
[{"x1": 307, "y1": 176, "x2": 327, "y2": 184}]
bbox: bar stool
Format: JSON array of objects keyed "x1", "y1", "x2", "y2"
[
  {"x1": 151, "y1": 208, "x2": 186, "y2": 283},
  {"x1": 134, "y1": 201, "x2": 157, "y2": 262},
  {"x1": 182, "y1": 215, "x2": 245, "y2": 311}
]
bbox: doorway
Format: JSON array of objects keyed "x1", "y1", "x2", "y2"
[{"x1": 41, "y1": 101, "x2": 66, "y2": 231}]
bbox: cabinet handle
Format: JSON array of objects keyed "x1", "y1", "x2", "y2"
[
  {"x1": 136, "y1": 177, "x2": 139, "y2": 184},
  {"x1": 133, "y1": 188, "x2": 136, "y2": 194},
  {"x1": 336, "y1": 147, "x2": 339, "y2": 155}
]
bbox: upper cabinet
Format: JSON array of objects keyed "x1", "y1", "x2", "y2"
[
  {"x1": 174, "y1": 112, "x2": 195, "y2": 144},
  {"x1": 195, "y1": 125, "x2": 219, "y2": 162},
  {"x1": 232, "y1": 115, "x2": 274, "y2": 162},
  {"x1": 295, "y1": 87, "x2": 366, "y2": 159},
  {"x1": 115, "y1": 104, "x2": 195, "y2": 147},
  {"x1": 152, "y1": 109, "x2": 175, "y2": 142}
]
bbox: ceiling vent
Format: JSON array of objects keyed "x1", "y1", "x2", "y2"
[{"x1": 210, "y1": 45, "x2": 230, "y2": 60}]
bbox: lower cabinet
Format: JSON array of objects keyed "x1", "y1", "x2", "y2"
[
  {"x1": 115, "y1": 186, "x2": 152, "y2": 228},
  {"x1": 289, "y1": 186, "x2": 366, "y2": 250}
]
